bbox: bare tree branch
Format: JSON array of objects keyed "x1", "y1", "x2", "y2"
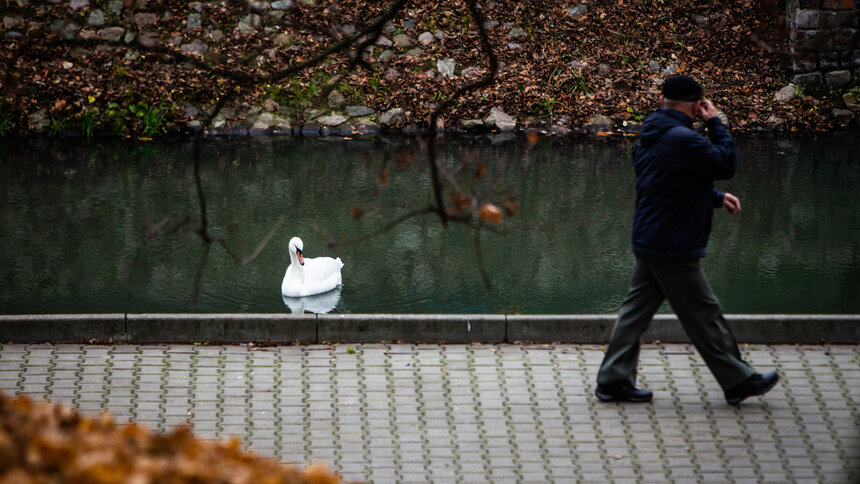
[
  {"x1": 314, "y1": 206, "x2": 436, "y2": 249},
  {"x1": 192, "y1": 141, "x2": 212, "y2": 244},
  {"x1": 425, "y1": 0, "x2": 500, "y2": 226}
]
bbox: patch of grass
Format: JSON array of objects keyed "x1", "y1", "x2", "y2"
[
  {"x1": 50, "y1": 113, "x2": 68, "y2": 137},
  {"x1": 367, "y1": 76, "x2": 389, "y2": 95},
  {"x1": 459, "y1": 13, "x2": 471, "y2": 32},
  {"x1": 81, "y1": 107, "x2": 99, "y2": 138},
  {"x1": 105, "y1": 102, "x2": 128, "y2": 135},
  {"x1": 268, "y1": 77, "x2": 326, "y2": 113},
  {"x1": 0, "y1": 102, "x2": 14, "y2": 136},
  {"x1": 129, "y1": 101, "x2": 166, "y2": 137},
  {"x1": 537, "y1": 96, "x2": 558, "y2": 118},
  {"x1": 562, "y1": 75, "x2": 592, "y2": 97},
  {"x1": 79, "y1": 95, "x2": 100, "y2": 138}
]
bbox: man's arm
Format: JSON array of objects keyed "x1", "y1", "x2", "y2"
[{"x1": 683, "y1": 100, "x2": 738, "y2": 181}]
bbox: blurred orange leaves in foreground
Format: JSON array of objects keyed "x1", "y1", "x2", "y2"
[
  {"x1": 479, "y1": 203, "x2": 503, "y2": 225},
  {"x1": 0, "y1": 392, "x2": 342, "y2": 484}
]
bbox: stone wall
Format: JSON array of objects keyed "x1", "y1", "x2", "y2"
[{"x1": 787, "y1": 0, "x2": 859, "y2": 88}]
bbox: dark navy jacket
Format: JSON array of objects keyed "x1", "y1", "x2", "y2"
[{"x1": 631, "y1": 108, "x2": 738, "y2": 260}]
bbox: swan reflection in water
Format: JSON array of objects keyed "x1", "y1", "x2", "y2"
[{"x1": 282, "y1": 286, "x2": 343, "y2": 314}]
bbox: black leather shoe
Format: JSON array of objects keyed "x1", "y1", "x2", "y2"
[
  {"x1": 725, "y1": 372, "x2": 779, "y2": 405},
  {"x1": 595, "y1": 382, "x2": 653, "y2": 403}
]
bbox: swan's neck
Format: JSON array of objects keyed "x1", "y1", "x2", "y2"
[{"x1": 290, "y1": 253, "x2": 304, "y2": 275}]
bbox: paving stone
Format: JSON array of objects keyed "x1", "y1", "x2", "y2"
[{"x1": 2, "y1": 343, "x2": 859, "y2": 482}]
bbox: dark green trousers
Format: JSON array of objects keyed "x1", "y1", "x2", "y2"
[{"x1": 597, "y1": 256, "x2": 756, "y2": 391}]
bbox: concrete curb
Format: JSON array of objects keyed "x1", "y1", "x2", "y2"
[
  {"x1": 317, "y1": 314, "x2": 506, "y2": 344},
  {"x1": 126, "y1": 314, "x2": 317, "y2": 344},
  {"x1": 0, "y1": 313, "x2": 858, "y2": 344}
]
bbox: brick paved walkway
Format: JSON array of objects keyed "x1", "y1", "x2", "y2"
[{"x1": 1, "y1": 343, "x2": 857, "y2": 483}]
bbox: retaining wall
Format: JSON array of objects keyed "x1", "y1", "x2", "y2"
[
  {"x1": 0, "y1": 314, "x2": 857, "y2": 345},
  {"x1": 787, "y1": 0, "x2": 860, "y2": 87}
]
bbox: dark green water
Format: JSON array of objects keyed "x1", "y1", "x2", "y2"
[{"x1": 1, "y1": 134, "x2": 858, "y2": 314}]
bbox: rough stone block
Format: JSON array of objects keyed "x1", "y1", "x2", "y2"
[
  {"x1": 792, "y1": 28, "x2": 835, "y2": 51},
  {"x1": 820, "y1": 11, "x2": 838, "y2": 29},
  {"x1": 796, "y1": 0, "x2": 822, "y2": 8},
  {"x1": 820, "y1": 51, "x2": 841, "y2": 69},
  {"x1": 825, "y1": 69, "x2": 853, "y2": 85},
  {"x1": 822, "y1": 0, "x2": 855, "y2": 9},
  {"x1": 835, "y1": 28, "x2": 857, "y2": 50},
  {"x1": 796, "y1": 9, "x2": 821, "y2": 28},
  {"x1": 794, "y1": 71, "x2": 824, "y2": 86},
  {"x1": 791, "y1": 52, "x2": 819, "y2": 71},
  {"x1": 836, "y1": 10, "x2": 858, "y2": 26}
]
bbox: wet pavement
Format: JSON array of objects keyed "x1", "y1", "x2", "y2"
[{"x1": 1, "y1": 342, "x2": 858, "y2": 483}]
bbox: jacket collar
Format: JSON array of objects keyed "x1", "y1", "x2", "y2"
[{"x1": 655, "y1": 107, "x2": 694, "y2": 127}]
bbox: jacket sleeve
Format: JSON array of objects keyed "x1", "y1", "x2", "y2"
[
  {"x1": 712, "y1": 189, "x2": 725, "y2": 208},
  {"x1": 680, "y1": 118, "x2": 738, "y2": 181}
]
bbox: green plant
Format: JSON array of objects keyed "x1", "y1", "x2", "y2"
[
  {"x1": 538, "y1": 96, "x2": 558, "y2": 118},
  {"x1": 564, "y1": 77, "x2": 592, "y2": 96},
  {"x1": 626, "y1": 106, "x2": 645, "y2": 122},
  {"x1": 425, "y1": 15, "x2": 438, "y2": 31},
  {"x1": 367, "y1": 76, "x2": 389, "y2": 95},
  {"x1": 141, "y1": 107, "x2": 164, "y2": 137},
  {"x1": 0, "y1": 102, "x2": 13, "y2": 137},
  {"x1": 81, "y1": 107, "x2": 99, "y2": 138},
  {"x1": 268, "y1": 78, "x2": 324, "y2": 112},
  {"x1": 50, "y1": 113, "x2": 68, "y2": 137},
  {"x1": 459, "y1": 13, "x2": 471, "y2": 31},
  {"x1": 79, "y1": 95, "x2": 100, "y2": 138},
  {"x1": 794, "y1": 85, "x2": 805, "y2": 98},
  {"x1": 129, "y1": 102, "x2": 165, "y2": 137},
  {"x1": 105, "y1": 102, "x2": 128, "y2": 135}
]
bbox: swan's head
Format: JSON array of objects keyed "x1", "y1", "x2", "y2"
[{"x1": 289, "y1": 237, "x2": 304, "y2": 265}]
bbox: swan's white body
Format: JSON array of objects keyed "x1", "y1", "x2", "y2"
[{"x1": 281, "y1": 237, "x2": 344, "y2": 297}]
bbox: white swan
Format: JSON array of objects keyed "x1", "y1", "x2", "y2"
[
  {"x1": 281, "y1": 237, "x2": 344, "y2": 297},
  {"x1": 282, "y1": 286, "x2": 342, "y2": 314}
]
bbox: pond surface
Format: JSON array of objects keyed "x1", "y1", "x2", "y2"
[{"x1": 1, "y1": 134, "x2": 858, "y2": 314}]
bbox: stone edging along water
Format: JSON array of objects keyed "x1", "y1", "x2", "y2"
[{"x1": 0, "y1": 314, "x2": 857, "y2": 345}]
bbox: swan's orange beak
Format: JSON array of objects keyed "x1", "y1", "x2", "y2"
[{"x1": 297, "y1": 250, "x2": 304, "y2": 265}]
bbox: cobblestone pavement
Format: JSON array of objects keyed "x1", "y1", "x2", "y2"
[{"x1": 1, "y1": 343, "x2": 858, "y2": 483}]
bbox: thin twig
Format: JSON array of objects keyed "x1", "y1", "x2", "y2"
[
  {"x1": 240, "y1": 214, "x2": 287, "y2": 266},
  {"x1": 321, "y1": 206, "x2": 436, "y2": 249},
  {"x1": 473, "y1": 223, "x2": 493, "y2": 290},
  {"x1": 188, "y1": 243, "x2": 211, "y2": 308},
  {"x1": 192, "y1": 140, "x2": 211, "y2": 244}
]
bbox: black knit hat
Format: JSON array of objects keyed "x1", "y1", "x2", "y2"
[{"x1": 661, "y1": 75, "x2": 704, "y2": 102}]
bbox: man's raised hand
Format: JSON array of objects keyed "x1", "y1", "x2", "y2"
[{"x1": 698, "y1": 99, "x2": 720, "y2": 121}]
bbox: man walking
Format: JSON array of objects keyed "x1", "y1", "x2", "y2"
[{"x1": 595, "y1": 76, "x2": 778, "y2": 405}]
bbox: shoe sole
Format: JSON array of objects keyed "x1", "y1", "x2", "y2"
[
  {"x1": 726, "y1": 376, "x2": 779, "y2": 406},
  {"x1": 595, "y1": 391, "x2": 652, "y2": 403}
]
